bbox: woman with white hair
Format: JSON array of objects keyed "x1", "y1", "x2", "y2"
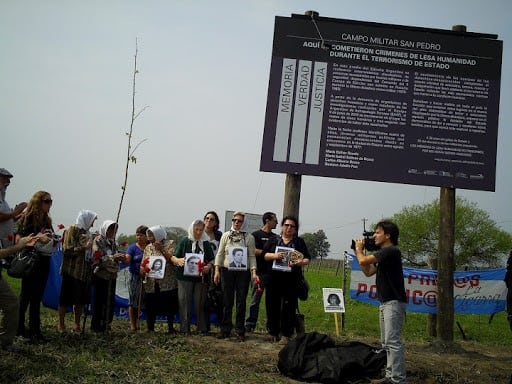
[
  {"x1": 140, "y1": 225, "x2": 178, "y2": 333},
  {"x1": 173, "y1": 219, "x2": 215, "y2": 334},
  {"x1": 58, "y1": 210, "x2": 97, "y2": 333}
]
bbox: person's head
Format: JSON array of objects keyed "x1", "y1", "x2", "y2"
[
  {"x1": 374, "y1": 220, "x2": 399, "y2": 246},
  {"x1": 152, "y1": 258, "x2": 163, "y2": 271},
  {"x1": 135, "y1": 225, "x2": 149, "y2": 246},
  {"x1": 281, "y1": 216, "x2": 299, "y2": 237},
  {"x1": 188, "y1": 219, "x2": 205, "y2": 241},
  {"x1": 328, "y1": 293, "x2": 341, "y2": 305},
  {"x1": 100, "y1": 220, "x2": 118, "y2": 240},
  {"x1": 187, "y1": 255, "x2": 200, "y2": 274},
  {"x1": 204, "y1": 211, "x2": 220, "y2": 232},
  {"x1": 231, "y1": 211, "x2": 245, "y2": 231},
  {"x1": 232, "y1": 247, "x2": 244, "y2": 263},
  {"x1": 22, "y1": 190, "x2": 53, "y2": 228},
  {"x1": 262, "y1": 212, "x2": 278, "y2": 229},
  {"x1": 147, "y1": 225, "x2": 167, "y2": 244},
  {"x1": 0, "y1": 168, "x2": 13, "y2": 192},
  {"x1": 76, "y1": 210, "x2": 98, "y2": 231}
]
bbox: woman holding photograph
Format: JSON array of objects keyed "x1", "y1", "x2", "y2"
[
  {"x1": 261, "y1": 215, "x2": 310, "y2": 346},
  {"x1": 140, "y1": 225, "x2": 177, "y2": 333},
  {"x1": 173, "y1": 219, "x2": 214, "y2": 334},
  {"x1": 214, "y1": 211, "x2": 256, "y2": 341}
]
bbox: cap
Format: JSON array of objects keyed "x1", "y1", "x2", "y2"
[{"x1": 0, "y1": 168, "x2": 13, "y2": 178}]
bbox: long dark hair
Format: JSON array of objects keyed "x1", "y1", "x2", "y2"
[{"x1": 204, "y1": 211, "x2": 220, "y2": 232}]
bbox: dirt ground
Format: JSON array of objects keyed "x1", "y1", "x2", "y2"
[{"x1": 193, "y1": 331, "x2": 512, "y2": 384}]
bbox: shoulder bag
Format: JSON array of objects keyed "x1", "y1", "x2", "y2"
[{"x1": 7, "y1": 247, "x2": 39, "y2": 278}]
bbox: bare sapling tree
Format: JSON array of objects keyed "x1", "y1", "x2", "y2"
[{"x1": 115, "y1": 39, "x2": 148, "y2": 226}]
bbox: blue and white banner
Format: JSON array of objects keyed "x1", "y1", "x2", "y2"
[
  {"x1": 349, "y1": 255, "x2": 507, "y2": 314},
  {"x1": 43, "y1": 247, "x2": 131, "y2": 318},
  {"x1": 43, "y1": 248, "x2": 218, "y2": 323}
]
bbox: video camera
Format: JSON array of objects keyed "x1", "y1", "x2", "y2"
[{"x1": 350, "y1": 230, "x2": 380, "y2": 252}]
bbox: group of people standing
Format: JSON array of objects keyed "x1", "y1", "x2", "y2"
[{"x1": 1, "y1": 170, "x2": 313, "y2": 352}]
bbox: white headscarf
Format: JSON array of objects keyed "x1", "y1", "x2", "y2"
[
  {"x1": 230, "y1": 212, "x2": 248, "y2": 233},
  {"x1": 188, "y1": 219, "x2": 205, "y2": 252},
  {"x1": 76, "y1": 210, "x2": 97, "y2": 231},
  {"x1": 188, "y1": 219, "x2": 205, "y2": 240},
  {"x1": 148, "y1": 225, "x2": 167, "y2": 242},
  {"x1": 100, "y1": 220, "x2": 117, "y2": 238}
]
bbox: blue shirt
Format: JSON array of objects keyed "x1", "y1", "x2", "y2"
[{"x1": 126, "y1": 243, "x2": 144, "y2": 276}]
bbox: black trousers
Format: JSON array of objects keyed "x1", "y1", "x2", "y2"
[
  {"x1": 18, "y1": 254, "x2": 50, "y2": 336},
  {"x1": 91, "y1": 276, "x2": 116, "y2": 332},
  {"x1": 265, "y1": 271, "x2": 299, "y2": 338},
  {"x1": 219, "y1": 268, "x2": 251, "y2": 335}
]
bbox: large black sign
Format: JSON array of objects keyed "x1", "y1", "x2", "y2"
[{"x1": 260, "y1": 15, "x2": 502, "y2": 191}]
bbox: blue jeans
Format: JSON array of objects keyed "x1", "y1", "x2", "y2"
[{"x1": 379, "y1": 300, "x2": 407, "y2": 384}]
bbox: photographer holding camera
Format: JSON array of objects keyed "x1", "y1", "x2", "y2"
[{"x1": 354, "y1": 220, "x2": 407, "y2": 384}]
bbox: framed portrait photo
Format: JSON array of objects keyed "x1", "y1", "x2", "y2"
[
  {"x1": 272, "y1": 246, "x2": 293, "y2": 272},
  {"x1": 323, "y1": 288, "x2": 345, "y2": 313},
  {"x1": 228, "y1": 246, "x2": 248, "y2": 270},
  {"x1": 184, "y1": 253, "x2": 204, "y2": 277},
  {"x1": 148, "y1": 255, "x2": 166, "y2": 279}
]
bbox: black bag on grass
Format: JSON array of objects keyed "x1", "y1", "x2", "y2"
[{"x1": 278, "y1": 332, "x2": 386, "y2": 384}]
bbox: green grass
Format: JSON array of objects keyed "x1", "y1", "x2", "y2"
[
  {"x1": 1, "y1": 262, "x2": 510, "y2": 383},
  {"x1": 290, "y1": 260, "x2": 510, "y2": 346}
]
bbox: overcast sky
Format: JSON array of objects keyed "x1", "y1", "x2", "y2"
[{"x1": 1, "y1": 0, "x2": 510, "y2": 258}]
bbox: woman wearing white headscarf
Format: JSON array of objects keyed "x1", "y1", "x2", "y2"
[
  {"x1": 173, "y1": 219, "x2": 215, "y2": 334},
  {"x1": 90, "y1": 220, "x2": 124, "y2": 333},
  {"x1": 140, "y1": 225, "x2": 178, "y2": 333},
  {"x1": 57, "y1": 210, "x2": 97, "y2": 333}
]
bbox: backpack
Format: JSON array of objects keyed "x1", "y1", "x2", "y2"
[{"x1": 277, "y1": 332, "x2": 386, "y2": 384}]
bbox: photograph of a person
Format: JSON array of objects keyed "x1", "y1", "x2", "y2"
[
  {"x1": 272, "y1": 246, "x2": 293, "y2": 272},
  {"x1": 183, "y1": 253, "x2": 204, "y2": 277},
  {"x1": 228, "y1": 246, "x2": 247, "y2": 270},
  {"x1": 323, "y1": 288, "x2": 345, "y2": 312},
  {"x1": 148, "y1": 255, "x2": 166, "y2": 279}
]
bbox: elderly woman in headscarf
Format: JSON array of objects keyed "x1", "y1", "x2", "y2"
[
  {"x1": 57, "y1": 210, "x2": 97, "y2": 333},
  {"x1": 90, "y1": 220, "x2": 124, "y2": 333},
  {"x1": 172, "y1": 219, "x2": 215, "y2": 334},
  {"x1": 140, "y1": 225, "x2": 178, "y2": 333}
]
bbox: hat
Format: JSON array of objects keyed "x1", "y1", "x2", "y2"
[{"x1": 0, "y1": 168, "x2": 13, "y2": 178}]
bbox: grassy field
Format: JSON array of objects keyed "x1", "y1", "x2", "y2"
[{"x1": 1, "y1": 261, "x2": 511, "y2": 383}]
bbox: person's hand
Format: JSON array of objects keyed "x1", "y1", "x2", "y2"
[
  {"x1": 214, "y1": 269, "x2": 220, "y2": 285},
  {"x1": 202, "y1": 264, "x2": 211, "y2": 274},
  {"x1": 113, "y1": 253, "x2": 125, "y2": 261},
  {"x1": 13, "y1": 202, "x2": 27, "y2": 217},
  {"x1": 355, "y1": 238, "x2": 365, "y2": 252},
  {"x1": 37, "y1": 233, "x2": 53, "y2": 244},
  {"x1": 274, "y1": 251, "x2": 285, "y2": 260},
  {"x1": 18, "y1": 234, "x2": 37, "y2": 247}
]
